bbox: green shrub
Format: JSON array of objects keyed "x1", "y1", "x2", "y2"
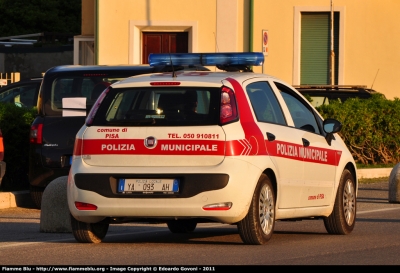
[
  {"x1": 0, "y1": 103, "x2": 36, "y2": 191},
  {"x1": 317, "y1": 94, "x2": 400, "y2": 165}
]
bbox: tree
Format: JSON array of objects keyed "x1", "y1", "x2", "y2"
[{"x1": 0, "y1": 0, "x2": 81, "y2": 37}]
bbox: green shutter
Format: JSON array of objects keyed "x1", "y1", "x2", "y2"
[{"x1": 301, "y1": 12, "x2": 339, "y2": 85}]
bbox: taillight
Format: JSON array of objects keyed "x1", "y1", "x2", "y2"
[
  {"x1": 73, "y1": 137, "x2": 83, "y2": 156},
  {"x1": 0, "y1": 129, "x2": 4, "y2": 161},
  {"x1": 86, "y1": 86, "x2": 110, "y2": 126},
  {"x1": 30, "y1": 123, "x2": 43, "y2": 144},
  {"x1": 220, "y1": 86, "x2": 238, "y2": 125},
  {"x1": 75, "y1": 202, "x2": 97, "y2": 211}
]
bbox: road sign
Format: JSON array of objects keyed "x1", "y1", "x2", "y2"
[{"x1": 262, "y1": 30, "x2": 268, "y2": 56}]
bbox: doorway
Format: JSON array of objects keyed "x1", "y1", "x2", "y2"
[{"x1": 142, "y1": 32, "x2": 189, "y2": 64}]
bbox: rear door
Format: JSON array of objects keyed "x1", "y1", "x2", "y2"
[
  {"x1": 243, "y1": 79, "x2": 306, "y2": 209},
  {"x1": 82, "y1": 86, "x2": 225, "y2": 167},
  {"x1": 39, "y1": 74, "x2": 144, "y2": 169},
  {"x1": 40, "y1": 76, "x2": 95, "y2": 169}
]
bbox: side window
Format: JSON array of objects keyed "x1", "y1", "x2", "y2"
[
  {"x1": 246, "y1": 81, "x2": 286, "y2": 125},
  {"x1": 18, "y1": 85, "x2": 38, "y2": 107},
  {"x1": 0, "y1": 87, "x2": 21, "y2": 102},
  {"x1": 275, "y1": 82, "x2": 321, "y2": 134}
]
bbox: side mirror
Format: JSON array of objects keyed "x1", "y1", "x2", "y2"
[{"x1": 323, "y1": 118, "x2": 342, "y2": 145}]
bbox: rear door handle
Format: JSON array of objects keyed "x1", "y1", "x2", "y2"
[
  {"x1": 302, "y1": 138, "x2": 310, "y2": 147},
  {"x1": 266, "y1": 132, "x2": 276, "y2": 141}
]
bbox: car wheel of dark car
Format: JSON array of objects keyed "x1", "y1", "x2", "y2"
[{"x1": 30, "y1": 185, "x2": 44, "y2": 209}]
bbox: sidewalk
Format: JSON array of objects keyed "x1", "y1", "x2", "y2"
[
  {"x1": 0, "y1": 168, "x2": 393, "y2": 209},
  {"x1": 357, "y1": 167, "x2": 392, "y2": 179}
]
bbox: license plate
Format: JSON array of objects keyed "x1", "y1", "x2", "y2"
[{"x1": 118, "y1": 178, "x2": 179, "y2": 194}]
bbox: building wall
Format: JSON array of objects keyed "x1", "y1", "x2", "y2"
[
  {"x1": 251, "y1": 0, "x2": 400, "y2": 99},
  {"x1": 85, "y1": 0, "x2": 400, "y2": 99},
  {"x1": 97, "y1": 0, "x2": 218, "y2": 64},
  {"x1": 96, "y1": 0, "x2": 250, "y2": 65}
]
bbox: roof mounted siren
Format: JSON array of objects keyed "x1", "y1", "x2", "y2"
[{"x1": 148, "y1": 52, "x2": 264, "y2": 72}]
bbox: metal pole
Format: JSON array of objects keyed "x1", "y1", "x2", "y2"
[
  {"x1": 249, "y1": 0, "x2": 254, "y2": 72},
  {"x1": 330, "y1": 0, "x2": 335, "y2": 85}
]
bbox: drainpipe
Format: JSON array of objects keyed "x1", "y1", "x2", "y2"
[
  {"x1": 95, "y1": 0, "x2": 100, "y2": 65},
  {"x1": 249, "y1": 0, "x2": 254, "y2": 52},
  {"x1": 249, "y1": 0, "x2": 255, "y2": 72},
  {"x1": 330, "y1": 0, "x2": 335, "y2": 85}
]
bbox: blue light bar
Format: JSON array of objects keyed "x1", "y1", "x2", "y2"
[{"x1": 148, "y1": 52, "x2": 264, "y2": 67}]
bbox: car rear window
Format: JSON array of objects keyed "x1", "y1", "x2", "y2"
[
  {"x1": 43, "y1": 76, "x2": 128, "y2": 116},
  {"x1": 91, "y1": 87, "x2": 221, "y2": 126}
]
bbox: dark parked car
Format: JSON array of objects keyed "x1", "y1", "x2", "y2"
[
  {"x1": 28, "y1": 64, "x2": 206, "y2": 208},
  {"x1": 294, "y1": 85, "x2": 379, "y2": 107},
  {"x1": 0, "y1": 78, "x2": 42, "y2": 108}
]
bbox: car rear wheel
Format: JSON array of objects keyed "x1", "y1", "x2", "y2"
[
  {"x1": 70, "y1": 214, "x2": 109, "y2": 243},
  {"x1": 30, "y1": 185, "x2": 44, "y2": 209},
  {"x1": 167, "y1": 219, "x2": 197, "y2": 233},
  {"x1": 324, "y1": 169, "x2": 356, "y2": 235},
  {"x1": 238, "y1": 174, "x2": 275, "y2": 245}
]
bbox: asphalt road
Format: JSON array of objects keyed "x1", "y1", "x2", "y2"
[{"x1": 0, "y1": 181, "x2": 400, "y2": 266}]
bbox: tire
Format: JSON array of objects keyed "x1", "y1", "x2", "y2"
[
  {"x1": 30, "y1": 185, "x2": 44, "y2": 209},
  {"x1": 324, "y1": 169, "x2": 356, "y2": 235},
  {"x1": 238, "y1": 174, "x2": 275, "y2": 245},
  {"x1": 70, "y1": 214, "x2": 109, "y2": 243},
  {"x1": 167, "y1": 219, "x2": 197, "y2": 233}
]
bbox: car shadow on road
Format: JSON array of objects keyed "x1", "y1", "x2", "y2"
[{"x1": 356, "y1": 218, "x2": 400, "y2": 223}]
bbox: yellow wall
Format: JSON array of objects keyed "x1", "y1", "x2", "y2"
[
  {"x1": 97, "y1": 0, "x2": 220, "y2": 65},
  {"x1": 251, "y1": 0, "x2": 400, "y2": 99},
  {"x1": 85, "y1": 0, "x2": 400, "y2": 99}
]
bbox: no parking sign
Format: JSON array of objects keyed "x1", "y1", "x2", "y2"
[{"x1": 262, "y1": 30, "x2": 268, "y2": 56}]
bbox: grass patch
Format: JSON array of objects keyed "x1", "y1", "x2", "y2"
[
  {"x1": 356, "y1": 163, "x2": 395, "y2": 169},
  {"x1": 359, "y1": 177, "x2": 389, "y2": 184}
]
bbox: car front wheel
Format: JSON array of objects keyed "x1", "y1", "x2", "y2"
[
  {"x1": 70, "y1": 214, "x2": 109, "y2": 243},
  {"x1": 238, "y1": 174, "x2": 275, "y2": 245},
  {"x1": 324, "y1": 169, "x2": 356, "y2": 235}
]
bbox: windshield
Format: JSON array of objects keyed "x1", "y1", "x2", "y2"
[{"x1": 91, "y1": 87, "x2": 221, "y2": 126}]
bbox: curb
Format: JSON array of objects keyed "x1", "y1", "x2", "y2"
[
  {"x1": 357, "y1": 168, "x2": 392, "y2": 179},
  {"x1": 0, "y1": 190, "x2": 34, "y2": 209},
  {"x1": 0, "y1": 168, "x2": 394, "y2": 209}
]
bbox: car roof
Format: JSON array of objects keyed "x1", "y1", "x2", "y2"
[
  {"x1": 44, "y1": 65, "x2": 156, "y2": 74},
  {"x1": 294, "y1": 85, "x2": 377, "y2": 95},
  {"x1": 42, "y1": 64, "x2": 211, "y2": 78},
  {"x1": 0, "y1": 77, "x2": 42, "y2": 91},
  {"x1": 112, "y1": 71, "x2": 278, "y2": 88}
]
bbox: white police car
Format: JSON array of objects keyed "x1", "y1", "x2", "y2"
[{"x1": 68, "y1": 52, "x2": 357, "y2": 245}]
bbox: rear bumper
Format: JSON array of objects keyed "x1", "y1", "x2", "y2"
[
  {"x1": 74, "y1": 173, "x2": 229, "y2": 198},
  {"x1": 68, "y1": 157, "x2": 263, "y2": 224},
  {"x1": 29, "y1": 166, "x2": 69, "y2": 188}
]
